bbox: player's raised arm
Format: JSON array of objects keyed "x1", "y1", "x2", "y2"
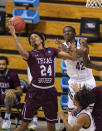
[
  {"x1": 55, "y1": 39, "x2": 69, "y2": 52},
  {"x1": 84, "y1": 59, "x2": 102, "y2": 71},
  {"x1": 83, "y1": 49, "x2": 102, "y2": 71},
  {"x1": 58, "y1": 50, "x2": 76, "y2": 60},
  {"x1": 8, "y1": 22, "x2": 29, "y2": 60},
  {"x1": 80, "y1": 39, "x2": 102, "y2": 71}
]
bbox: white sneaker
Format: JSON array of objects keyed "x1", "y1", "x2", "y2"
[
  {"x1": 28, "y1": 122, "x2": 37, "y2": 131},
  {"x1": 2, "y1": 119, "x2": 11, "y2": 129}
]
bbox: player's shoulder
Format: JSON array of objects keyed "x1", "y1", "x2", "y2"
[
  {"x1": 45, "y1": 47, "x2": 56, "y2": 50},
  {"x1": 7, "y1": 69, "x2": 18, "y2": 77},
  {"x1": 45, "y1": 47, "x2": 58, "y2": 52},
  {"x1": 92, "y1": 86, "x2": 102, "y2": 95},
  {"x1": 78, "y1": 109, "x2": 91, "y2": 120}
]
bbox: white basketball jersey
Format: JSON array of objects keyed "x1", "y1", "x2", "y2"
[
  {"x1": 75, "y1": 109, "x2": 96, "y2": 131},
  {"x1": 64, "y1": 41, "x2": 94, "y2": 81},
  {"x1": 64, "y1": 40, "x2": 96, "y2": 111}
]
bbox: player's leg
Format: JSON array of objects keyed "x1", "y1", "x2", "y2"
[
  {"x1": 28, "y1": 113, "x2": 38, "y2": 130},
  {"x1": 43, "y1": 87, "x2": 58, "y2": 131},
  {"x1": 2, "y1": 93, "x2": 17, "y2": 129},
  {"x1": 14, "y1": 88, "x2": 40, "y2": 131},
  {"x1": 14, "y1": 121, "x2": 29, "y2": 131}
]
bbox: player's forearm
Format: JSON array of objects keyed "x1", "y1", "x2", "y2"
[
  {"x1": 12, "y1": 34, "x2": 29, "y2": 60},
  {"x1": 58, "y1": 51, "x2": 76, "y2": 61},
  {"x1": 62, "y1": 118, "x2": 72, "y2": 131},
  {"x1": 76, "y1": 49, "x2": 84, "y2": 56},
  {"x1": 14, "y1": 86, "x2": 23, "y2": 96},
  {"x1": 14, "y1": 88, "x2": 23, "y2": 96},
  {"x1": 86, "y1": 61, "x2": 102, "y2": 71}
]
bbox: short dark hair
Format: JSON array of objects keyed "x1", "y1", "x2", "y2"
[
  {"x1": 41, "y1": 33, "x2": 46, "y2": 41},
  {"x1": 63, "y1": 26, "x2": 76, "y2": 34},
  {"x1": 74, "y1": 86, "x2": 95, "y2": 109},
  {"x1": 28, "y1": 32, "x2": 45, "y2": 47},
  {"x1": 0, "y1": 56, "x2": 9, "y2": 65}
]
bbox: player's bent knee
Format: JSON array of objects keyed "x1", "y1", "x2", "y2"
[{"x1": 5, "y1": 96, "x2": 16, "y2": 105}]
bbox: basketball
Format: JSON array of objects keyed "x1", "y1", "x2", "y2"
[{"x1": 9, "y1": 16, "x2": 25, "y2": 32}]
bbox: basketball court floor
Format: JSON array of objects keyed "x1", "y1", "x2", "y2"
[{"x1": 0, "y1": 117, "x2": 64, "y2": 131}]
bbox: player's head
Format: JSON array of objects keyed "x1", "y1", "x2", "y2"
[
  {"x1": 63, "y1": 26, "x2": 76, "y2": 42},
  {"x1": 41, "y1": 32, "x2": 46, "y2": 41},
  {"x1": 28, "y1": 32, "x2": 45, "y2": 49},
  {"x1": 74, "y1": 87, "x2": 95, "y2": 109},
  {"x1": 0, "y1": 56, "x2": 9, "y2": 74}
]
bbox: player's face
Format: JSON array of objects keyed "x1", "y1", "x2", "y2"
[
  {"x1": 30, "y1": 34, "x2": 43, "y2": 49},
  {"x1": 63, "y1": 27, "x2": 75, "y2": 42},
  {"x1": 0, "y1": 60, "x2": 7, "y2": 74},
  {"x1": 73, "y1": 96, "x2": 79, "y2": 108}
]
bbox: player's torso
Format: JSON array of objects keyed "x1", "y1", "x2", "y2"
[
  {"x1": 64, "y1": 41, "x2": 93, "y2": 81},
  {"x1": 28, "y1": 48, "x2": 57, "y2": 88},
  {"x1": 0, "y1": 74, "x2": 12, "y2": 95},
  {"x1": 65, "y1": 57, "x2": 93, "y2": 81}
]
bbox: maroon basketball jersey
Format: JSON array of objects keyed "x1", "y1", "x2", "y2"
[
  {"x1": 27, "y1": 47, "x2": 59, "y2": 89},
  {"x1": 0, "y1": 69, "x2": 20, "y2": 95}
]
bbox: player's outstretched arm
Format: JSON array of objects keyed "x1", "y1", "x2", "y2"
[
  {"x1": 8, "y1": 22, "x2": 29, "y2": 60},
  {"x1": 58, "y1": 42, "x2": 77, "y2": 60},
  {"x1": 85, "y1": 61, "x2": 102, "y2": 71},
  {"x1": 55, "y1": 39, "x2": 69, "y2": 52},
  {"x1": 83, "y1": 48, "x2": 102, "y2": 71},
  {"x1": 58, "y1": 51, "x2": 76, "y2": 60},
  {"x1": 80, "y1": 40, "x2": 102, "y2": 71}
]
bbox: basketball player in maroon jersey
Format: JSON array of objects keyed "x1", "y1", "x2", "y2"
[
  {"x1": 0, "y1": 56, "x2": 22, "y2": 130},
  {"x1": 8, "y1": 21, "x2": 77, "y2": 131}
]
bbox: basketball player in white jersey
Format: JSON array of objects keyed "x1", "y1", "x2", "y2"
[
  {"x1": 58, "y1": 87, "x2": 96, "y2": 131},
  {"x1": 59, "y1": 26, "x2": 96, "y2": 125}
]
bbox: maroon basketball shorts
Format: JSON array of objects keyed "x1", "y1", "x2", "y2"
[{"x1": 22, "y1": 86, "x2": 58, "y2": 123}]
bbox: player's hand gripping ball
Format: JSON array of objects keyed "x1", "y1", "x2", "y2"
[{"x1": 9, "y1": 16, "x2": 25, "y2": 32}]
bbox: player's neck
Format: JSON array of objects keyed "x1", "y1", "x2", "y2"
[
  {"x1": 37, "y1": 45, "x2": 44, "y2": 50},
  {"x1": 0, "y1": 68, "x2": 8, "y2": 76},
  {"x1": 33, "y1": 44, "x2": 44, "y2": 50},
  {"x1": 77, "y1": 105, "x2": 82, "y2": 112}
]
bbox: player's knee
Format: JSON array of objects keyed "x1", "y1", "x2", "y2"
[{"x1": 5, "y1": 95, "x2": 16, "y2": 105}]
